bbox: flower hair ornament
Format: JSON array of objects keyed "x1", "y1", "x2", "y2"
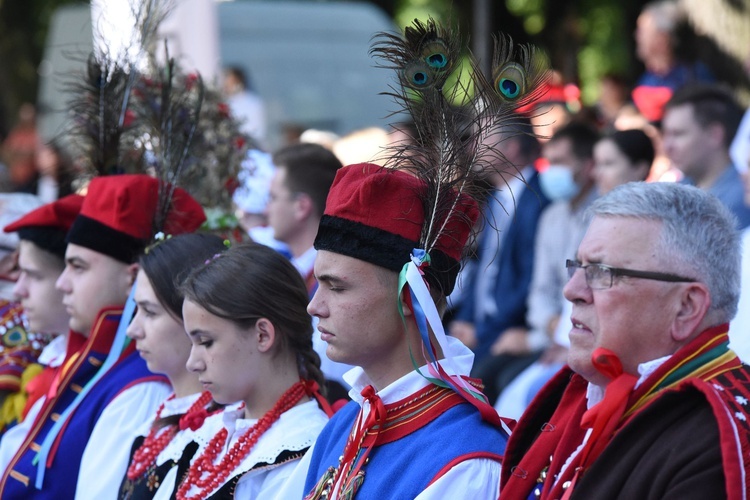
[
  {"x1": 203, "y1": 240, "x2": 230, "y2": 265},
  {"x1": 144, "y1": 231, "x2": 172, "y2": 254}
]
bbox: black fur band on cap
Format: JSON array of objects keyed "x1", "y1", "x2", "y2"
[
  {"x1": 314, "y1": 215, "x2": 460, "y2": 295},
  {"x1": 17, "y1": 227, "x2": 68, "y2": 258},
  {"x1": 66, "y1": 215, "x2": 147, "y2": 264}
]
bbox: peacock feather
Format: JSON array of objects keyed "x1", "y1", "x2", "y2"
[{"x1": 371, "y1": 18, "x2": 548, "y2": 258}]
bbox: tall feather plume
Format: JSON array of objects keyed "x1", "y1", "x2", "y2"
[
  {"x1": 64, "y1": 0, "x2": 173, "y2": 179},
  {"x1": 132, "y1": 41, "x2": 205, "y2": 237},
  {"x1": 125, "y1": 0, "x2": 249, "y2": 227},
  {"x1": 65, "y1": 53, "x2": 138, "y2": 177},
  {"x1": 470, "y1": 34, "x2": 549, "y2": 174},
  {"x1": 371, "y1": 19, "x2": 548, "y2": 261}
]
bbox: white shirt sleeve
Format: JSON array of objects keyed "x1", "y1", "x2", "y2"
[
  {"x1": 74, "y1": 381, "x2": 172, "y2": 500},
  {"x1": 270, "y1": 444, "x2": 314, "y2": 500},
  {"x1": 415, "y1": 458, "x2": 501, "y2": 500},
  {"x1": 0, "y1": 395, "x2": 46, "y2": 475}
]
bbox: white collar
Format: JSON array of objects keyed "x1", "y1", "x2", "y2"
[
  {"x1": 495, "y1": 166, "x2": 533, "y2": 205},
  {"x1": 161, "y1": 392, "x2": 203, "y2": 418},
  {"x1": 342, "y1": 336, "x2": 475, "y2": 406},
  {"x1": 586, "y1": 354, "x2": 672, "y2": 409},
  {"x1": 37, "y1": 334, "x2": 67, "y2": 368}
]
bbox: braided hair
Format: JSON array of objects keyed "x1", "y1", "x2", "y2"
[{"x1": 181, "y1": 242, "x2": 326, "y2": 394}]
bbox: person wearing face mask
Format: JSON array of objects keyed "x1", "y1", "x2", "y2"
[
  {"x1": 517, "y1": 123, "x2": 600, "y2": 359},
  {"x1": 478, "y1": 123, "x2": 600, "y2": 412}
]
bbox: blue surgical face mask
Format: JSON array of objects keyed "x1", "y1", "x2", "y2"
[{"x1": 539, "y1": 165, "x2": 580, "y2": 201}]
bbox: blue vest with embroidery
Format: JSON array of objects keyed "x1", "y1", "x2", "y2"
[
  {"x1": 304, "y1": 398, "x2": 508, "y2": 499},
  {"x1": 0, "y1": 311, "x2": 164, "y2": 499}
]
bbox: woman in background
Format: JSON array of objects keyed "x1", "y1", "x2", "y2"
[{"x1": 593, "y1": 128, "x2": 655, "y2": 195}]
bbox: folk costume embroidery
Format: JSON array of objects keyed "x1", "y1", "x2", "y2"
[
  {"x1": 500, "y1": 324, "x2": 750, "y2": 500},
  {"x1": 305, "y1": 382, "x2": 481, "y2": 499},
  {"x1": 119, "y1": 391, "x2": 215, "y2": 499},
  {"x1": 0, "y1": 309, "x2": 165, "y2": 499}
]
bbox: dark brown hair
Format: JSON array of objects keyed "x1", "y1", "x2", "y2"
[
  {"x1": 140, "y1": 233, "x2": 227, "y2": 320},
  {"x1": 272, "y1": 143, "x2": 342, "y2": 216},
  {"x1": 181, "y1": 242, "x2": 325, "y2": 391},
  {"x1": 140, "y1": 233, "x2": 228, "y2": 429},
  {"x1": 664, "y1": 83, "x2": 743, "y2": 148}
]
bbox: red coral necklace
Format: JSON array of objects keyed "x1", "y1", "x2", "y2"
[
  {"x1": 176, "y1": 381, "x2": 307, "y2": 500},
  {"x1": 126, "y1": 391, "x2": 214, "y2": 480}
]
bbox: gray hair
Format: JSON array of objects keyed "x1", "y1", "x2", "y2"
[
  {"x1": 588, "y1": 181, "x2": 741, "y2": 323},
  {"x1": 642, "y1": 0, "x2": 683, "y2": 33}
]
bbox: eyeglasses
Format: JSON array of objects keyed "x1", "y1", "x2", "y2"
[{"x1": 565, "y1": 259, "x2": 696, "y2": 290}]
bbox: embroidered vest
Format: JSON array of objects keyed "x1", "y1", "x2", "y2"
[
  {"x1": 500, "y1": 325, "x2": 750, "y2": 500},
  {"x1": 304, "y1": 386, "x2": 507, "y2": 499},
  {"x1": 0, "y1": 309, "x2": 165, "y2": 499}
]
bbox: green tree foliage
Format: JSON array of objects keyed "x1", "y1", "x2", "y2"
[{"x1": 0, "y1": 0, "x2": 82, "y2": 135}]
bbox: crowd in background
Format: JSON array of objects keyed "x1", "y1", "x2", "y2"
[{"x1": 0, "y1": 0, "x2": 748, "y2": 498}]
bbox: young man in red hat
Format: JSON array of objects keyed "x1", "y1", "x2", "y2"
[
  {"x1": 278, "y1": 163, "x2": 509, "y2": 499},
  {"x1": 0, "y1": 175, "x2": 205, "y2": 499},
  {"x1": 0, "y1": 194, "x2": 84, "y2": 471}
]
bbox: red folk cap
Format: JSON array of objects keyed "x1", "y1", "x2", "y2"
[
  {"x1": 67, "y1": 175, "x2": 206, "y2": 263},
  {"x1": 4, "y1": 194, "x2": 85, "y2": 258},
  {"x1": 313, "y1": 163, "x2": 478, "y2": 294}
]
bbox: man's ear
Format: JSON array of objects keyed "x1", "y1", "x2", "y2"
[
  {"x1": 672, "y1": 282, "x2": 711, "y2": 343},
  {"x1": 127, "y1": 263, "x2": 139, "y2": 287},
  {"x1": 705, "y1": 122, "x2": 725, "y2": 151},
  {"x1": 399, "y1": 288, "x2": 413, "y2": 317},
  {"x1": 255, "y1": 318, "x2": 276, "y2": 353},
  {"x1": 295, "y1": 193, "x2": 314, "y2": 221}
]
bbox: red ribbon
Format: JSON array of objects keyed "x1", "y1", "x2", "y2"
[
  {"x1": 303, "y1": 378, "x2": 336, "y2": 417},
  {"x1": 557, "y1": 348, "x2": 638, "y2": 500},
  {"x1": 179, "y1": 407, "x2": 209, "y2": 431}
]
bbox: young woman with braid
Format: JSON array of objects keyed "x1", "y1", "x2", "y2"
[
  {"x1": 118, "y1": 233, "x2": 228, "y2": 499},
  {"x1": 171, "y1": 242, "x2": 330, "y2": 499}
]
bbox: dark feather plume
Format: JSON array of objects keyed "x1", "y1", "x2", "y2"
[
  {"x1": 139, "y1": 44, "x2": 205, "y2": 237},
  {"x1": 371, "y1": 18, "x2": 549, "y2": 258},
  {"x1": 66, "y1": 54, "x2": 138, "y2": 177}
]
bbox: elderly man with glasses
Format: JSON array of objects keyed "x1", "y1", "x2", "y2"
[{"x1": 500, "y1": 181, "x2": 750, "y2": 500}]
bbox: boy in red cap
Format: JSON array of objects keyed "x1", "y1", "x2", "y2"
[
  {"x1": 0, "y1": 194, "x2": 83, "y2": 470},
  {"x1": 0, "y1": 175, "x2": 205, "y2": 499},
  {"x1": 278, "y1": 163, "x2": 510, "y2": 499},
  {"x1": 276, "y1": 14, "x2": 548, "y2": 497}
]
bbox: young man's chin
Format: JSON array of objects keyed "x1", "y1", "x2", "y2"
[{"x1": 68, "y1": 319, "x2": 90, "y2": 335}]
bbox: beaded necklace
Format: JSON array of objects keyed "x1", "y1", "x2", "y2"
[
  {"x1": 126, "y1": 391, "x2": 213, "y2": 480},
  {"x1": 176, "y1": 381, "x2": 308, "y2": 500}
]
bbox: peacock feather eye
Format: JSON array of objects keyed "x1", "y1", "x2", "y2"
[
  {"x1": 3, "y1": 327, "x2": 27, "y2": 347},
  {"x1": 402, "y1": 61, "x2": 435, "y2": 89},
  {"x1": 421, "y1": 41, "x2": 450, "y2": 70},
  {"x1": 493, "y1": 62, "x2": 527, "y2": 100},
  {"x1": 426, "y1": 52, "x2": 447, "y2": 69}
]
